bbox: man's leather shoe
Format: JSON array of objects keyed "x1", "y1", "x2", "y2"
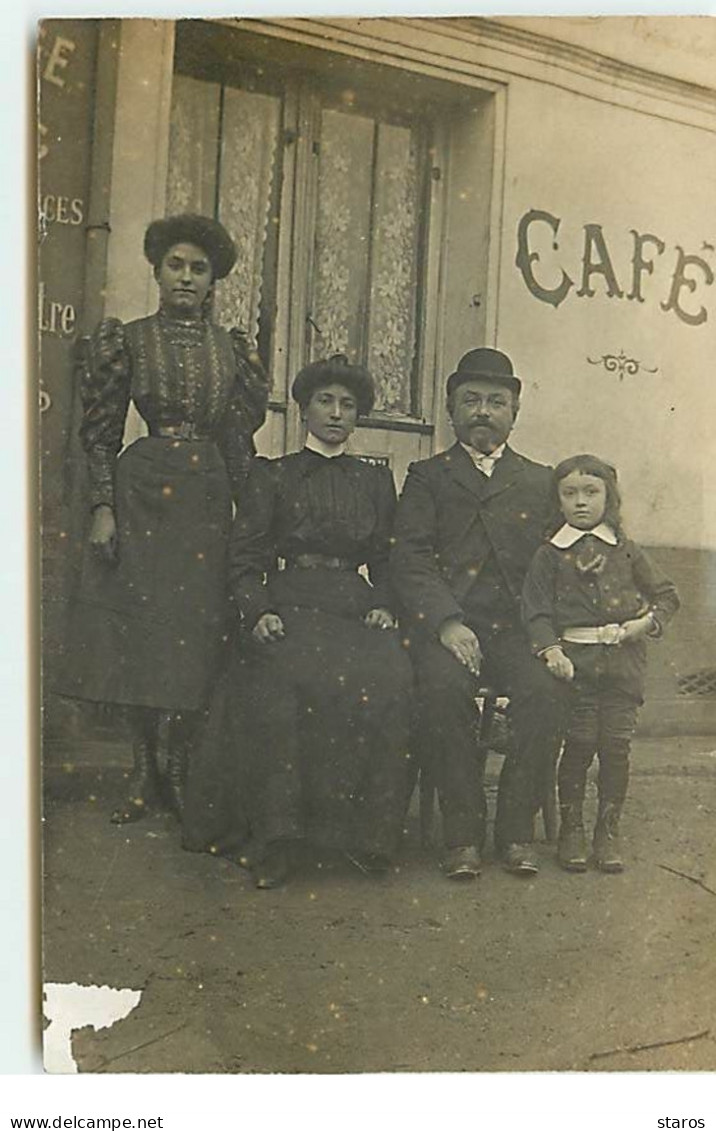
[
  {"x1": 503, "y1": 843, "x2": 539, "y2": 875},
  {"x1": 443, "y1": 845, "x2": 481, "y2": 880}
]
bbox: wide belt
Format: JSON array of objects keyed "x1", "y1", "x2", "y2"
[
  {"x1": 287, "y1": 553, "x2": 354, "y2": 571},
  {"x1": 152, "y1": 423, "x2": 211, "y2": 442},
  {"x1": 562, "y1": 625, "x2": 625, "y2": 646}
]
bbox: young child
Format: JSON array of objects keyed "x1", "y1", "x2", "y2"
[{"x1": 522, "y1": 454, "x2": 679, "y2": 873}]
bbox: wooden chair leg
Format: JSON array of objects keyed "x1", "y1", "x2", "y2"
[
  {"x1": 540, "y1": 751, "x2": 559, "y2": 843},
  {"x1": 478, "y1": 692, "x2": 498, "y2": 753},
  {"x1": 419, "y1": 689, "x2": 503, "y2": 849},
  {"x1": 476, "y1": 688, "x2": 559, "y2": 844}
]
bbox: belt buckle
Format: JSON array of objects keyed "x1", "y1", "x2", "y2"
[
  {"x1": 599, "y1": 624, "x2": 623, "y2": 646},
  {"x1": 176, "y1": 421, "x2": 194, "y2": 441}
]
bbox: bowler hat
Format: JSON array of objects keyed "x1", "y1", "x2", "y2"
[
  {"x1": 144, "y1": 213, "x2": 237, "y2": 280},
  {"x1": 292, "y1": 355, "x2": 375, "y2": 416},
  {"x1": 446, "y1": 347, "x2": 522, "y2": 398}
]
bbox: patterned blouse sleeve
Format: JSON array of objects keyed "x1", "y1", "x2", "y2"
[
  {"x1": 77, "y1": 318, "x2": 131, "y2": 511},
  {"x1": 218, "y1": 329, "x2": 270, "y2": 502}
]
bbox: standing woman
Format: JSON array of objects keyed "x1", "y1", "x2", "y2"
[
  {"x1": 60, "y1": 214, "x2": 269, "y2": 824},
  {"x1": 184, "y1": 356, "x2": 413, "y2": 888}
]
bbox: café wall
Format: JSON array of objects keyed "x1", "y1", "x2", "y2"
[
  {"x1": 481, "y1": 69, "x2": 716, "y2": 731},
  {"x1": 491, "y1": 75, "x2": 716, "y2": 552}
]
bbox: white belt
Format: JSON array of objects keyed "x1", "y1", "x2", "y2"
[{"x1": 562, "y1": 625, "x2": 625, "y2": 646}]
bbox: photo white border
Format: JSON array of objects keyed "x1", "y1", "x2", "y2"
[{"x1": 4, "y1": 2, "x2": 715, "y2": 1126}]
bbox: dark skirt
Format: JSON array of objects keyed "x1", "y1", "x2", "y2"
[
  {"x1": 58, "y1": 436, "x2": 232, "y2": 712},
  {"x1": 183, "y1": 568, "x2": 415, "y2": 859}
]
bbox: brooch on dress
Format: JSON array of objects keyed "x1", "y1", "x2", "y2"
[{"x1": 575, "y1": 549, "x2": 607, "y2": 575}]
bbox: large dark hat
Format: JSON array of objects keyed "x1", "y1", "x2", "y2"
[
  {"x1": 143, "y1": 213, "x2": 237, "y2": 280},
  {"x1": 446, "y1": 347, "x2": 522, "y2": 399},
  {"x1": 292, "y1": 355, "x2": 375, "y2": 416}
]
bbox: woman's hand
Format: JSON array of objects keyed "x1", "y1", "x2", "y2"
[
  {"x1": 542, "y1": 645, "x2": 575, "y2": 682},
  {"x1": 252, "y1": 612, "x2": 286, "y2": 644},
  {"x1": 89, "y1": 505, "x2": 117, "y2": 564},
  {"x1": 365, "y1": 607, "x2": 396, "y2": 631},
  {"x1": 620, "y1": 614, "x2": 653, "y2": 642},
  {"x1": 439, "y1": 618, "x2": 481, "y2": 677}
]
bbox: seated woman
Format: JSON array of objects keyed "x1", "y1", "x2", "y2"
[{"x1": 183, "y1": 356, "x2": 413, "y2": 888}]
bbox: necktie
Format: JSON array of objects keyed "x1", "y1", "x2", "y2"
[{"x1": 472, "y1": 451, "x2": 497, "y2": 477}]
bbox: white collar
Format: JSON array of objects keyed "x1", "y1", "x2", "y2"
[
  {"x1": 305, "y1": 432, "x2": 347, "y2": 459},
  {"x1": 460, "y1": 442, "x2": 506, "y2": 463},
  {"x1": 551, "y1": 522, "x2": 618, "y2": 549}
]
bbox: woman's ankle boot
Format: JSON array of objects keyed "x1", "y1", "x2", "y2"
[
  {"x1": 253, "y1": 842, "x2": 290, "y2": 890},
  {"x1": 111, "y1": 711, "x2": 161, "y2": 824},
  {"x1": 166, "y1": 742, "x2": 188, "y2": 819},
  {"x1": 165, "y1": 712, "x2": 200, "y2": 820}
]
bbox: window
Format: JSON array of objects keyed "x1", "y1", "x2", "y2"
[
  {"x1": 166, "y1": 71, "x2": 283, "y2": 371},
  {"x1": 167, "y1": 23, "x2": 441, "y2": 421},
  {"x1": 309, "y1": 103, "x2": 429, "y2": 415}
]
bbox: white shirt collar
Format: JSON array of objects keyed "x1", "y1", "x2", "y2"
[
  {"x1": 460, "y1": 442, "x2": 506, "y2": 476},
  {"x1": 550, "y1": 522, "x2": 618, "y2": 549},
  {"x1": 305, "y1": 432, "x2": 347, "y2": 459}
]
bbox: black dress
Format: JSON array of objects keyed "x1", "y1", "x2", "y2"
[
  {"x1": 183, "y1": 448, "x2": 414, "y2": 859},
  {"x1": 58, "y1": 311, "x2": 268, "y2": 712}
]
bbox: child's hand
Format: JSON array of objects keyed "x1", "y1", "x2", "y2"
[
  {"x1": 542, "y1": 645, "x2": 575, "y2": 682},
  {"x1": 620, "y1": 614, "x2": 653, "y2": 642}
]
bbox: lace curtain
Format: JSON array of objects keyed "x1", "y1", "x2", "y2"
[
  {"x1": 311, "y1": 109, "x2": 421, "y2": 415},
  {"x1": 167, "y1": 74, "x2": 425, "y2": 416},
  {"x1": 166, "y1": 74, "x2": 220, "y2": 216},
  {"x1": 166, "y1": 74, "x2": 279, "y2": 348}
]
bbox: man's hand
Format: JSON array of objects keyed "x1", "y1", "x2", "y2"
[
  {"x1": 542, "y1": 645, "x2": 575, "y2": 682},
  {"x1": 89, "y1": 505, "x2": 117, "y2": 564},
  {"x1": 619, "y1": 614, "x2": 653, "y2": 643},
  {"x1": 439, "y1": 619, "x2": 481, "y2": 676},
  {"x1": 252, "y1": 612, "x2": 286, "y2": 644},
  {"x1": 365, "y1": 607, "x2": 396, "y2": 631}
]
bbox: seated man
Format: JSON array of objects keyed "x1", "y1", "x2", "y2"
[{"x1": 390, "y1": 347, "x2": 566, "y2": 879}]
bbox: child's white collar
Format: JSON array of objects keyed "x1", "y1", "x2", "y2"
[{"x1": 551, "y1": 522, "x2": 618, "y2": 549}]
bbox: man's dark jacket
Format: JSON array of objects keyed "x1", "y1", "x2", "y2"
[{"x1": 390, "y1": 443, "x2": 553, "y2": 639}]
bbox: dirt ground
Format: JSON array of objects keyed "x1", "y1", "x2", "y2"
[{"x1": 42, "y1": 733, "x2": 716, "y2": 1075}]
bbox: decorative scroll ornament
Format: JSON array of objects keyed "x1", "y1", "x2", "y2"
[{"x1": 587, "y1": 350, "x2": 659, "y2": 380}]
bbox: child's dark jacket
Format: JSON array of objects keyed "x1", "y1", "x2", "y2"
[{"x1": 522, "y1": 534, "x2": 680, "y2": 702}]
